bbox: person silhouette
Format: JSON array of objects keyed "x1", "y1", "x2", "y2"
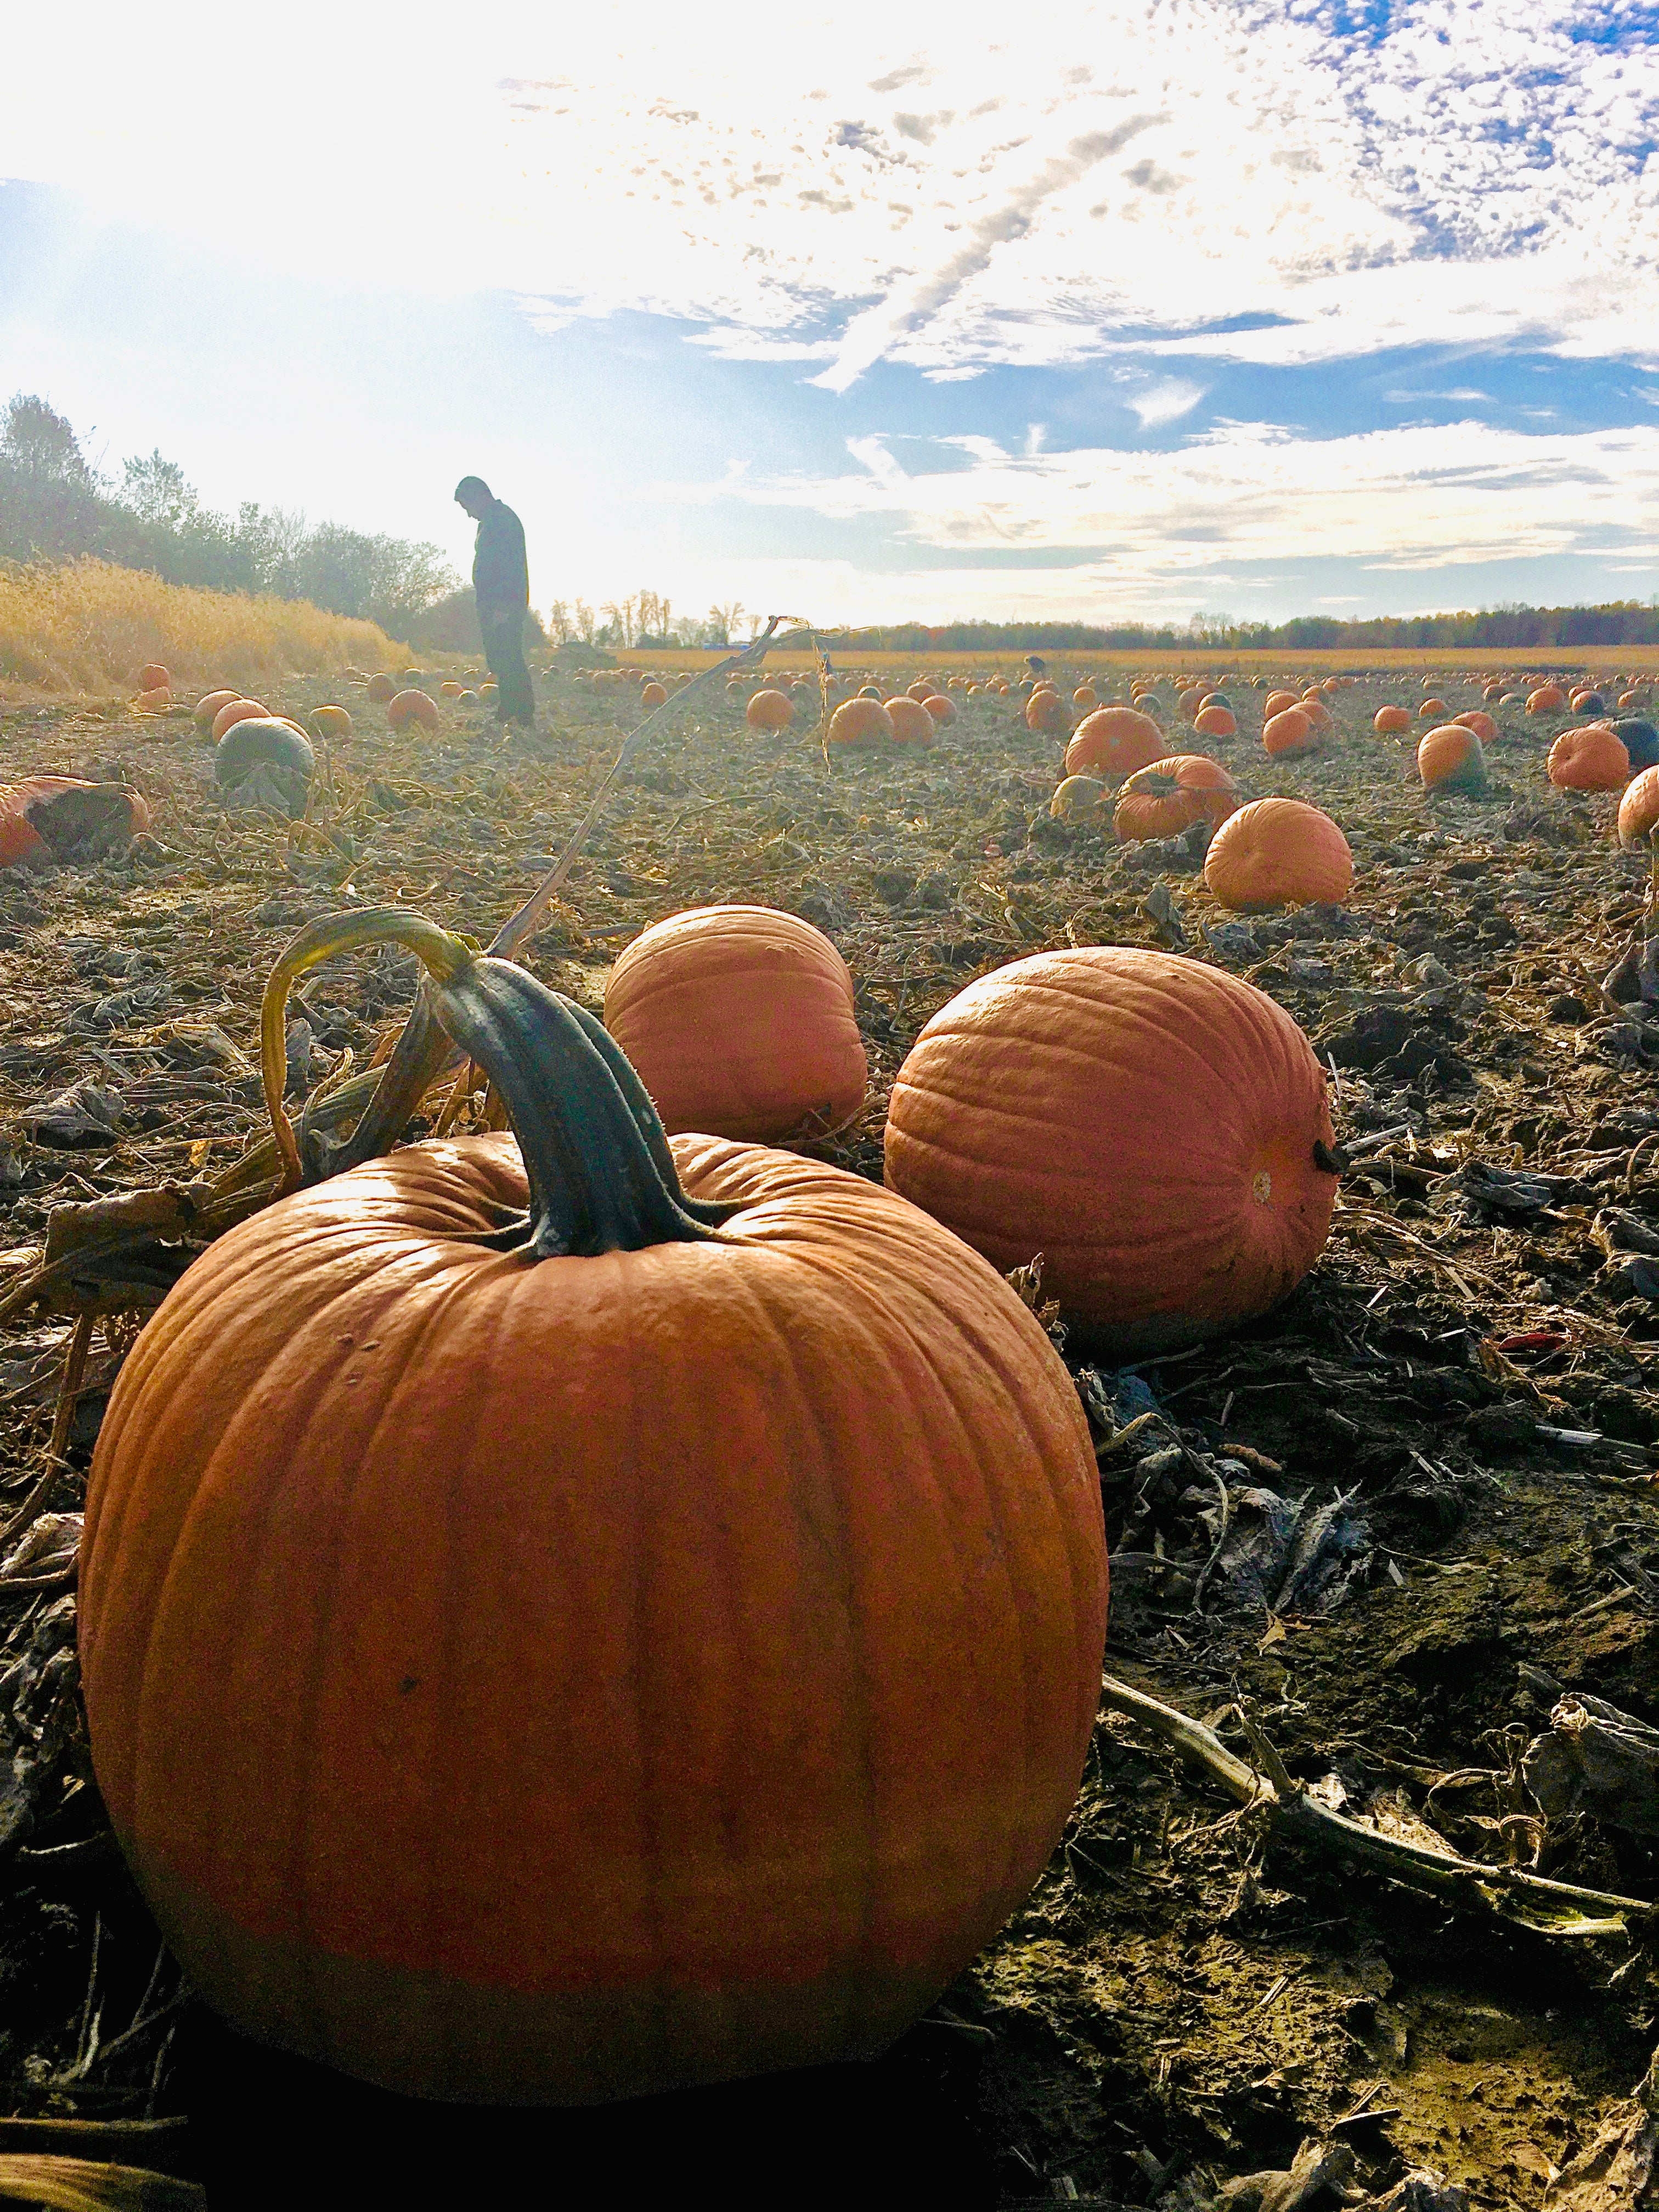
[{"x1": 454, "y1": 477, "x2": 534, "y2": 726}]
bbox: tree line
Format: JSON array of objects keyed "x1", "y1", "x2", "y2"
[{"x1": 792, "y1": 603, "x2": 1659, "y2": 653}]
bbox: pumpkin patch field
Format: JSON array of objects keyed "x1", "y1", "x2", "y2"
[{"x1": 0, "y1": 653, "x2": 1655, "y2": 2205}]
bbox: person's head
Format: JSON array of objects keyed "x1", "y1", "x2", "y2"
[{"x1": 454, "y1": 476, "x2": 493, "y2": 520}]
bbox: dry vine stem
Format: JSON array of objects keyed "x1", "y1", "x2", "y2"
[
  {"x1": 1099, "y1": 1672, "x2": 1656, "y2": 1939},
  {"x1": 0, "y1": 619, "x2": 794, "y2": 1320}
]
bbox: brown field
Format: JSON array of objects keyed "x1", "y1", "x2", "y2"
[
  {"x1": 633, "y1": 643, "x2": 1659, "y2": 676},
  {"x1": 0, "y1": 658, "x2": 1654, "y2": 2203}
]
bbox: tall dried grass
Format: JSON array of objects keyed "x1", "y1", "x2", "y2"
[{"x1": 0, "y1": 559, "x2": 398, "y2": 694}]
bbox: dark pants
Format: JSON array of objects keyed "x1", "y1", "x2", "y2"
[{"x1": 479, "y1": 605, "x2": 535, "y2": 724}]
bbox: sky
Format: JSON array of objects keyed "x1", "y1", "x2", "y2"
[{"x1": 3, "y1": 0, "x2": 1658, "y2": 629}]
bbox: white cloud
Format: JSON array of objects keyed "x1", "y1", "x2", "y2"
[
  {"x1": 696, "y1": 416, "x2": 1659, "y2": 584},
  {"x1": 1127, "y1": 379, "x2": 1206, "y2": 427},
  {"x1": 5, "y1": 0, "x2": 1657, "y2": 378}
]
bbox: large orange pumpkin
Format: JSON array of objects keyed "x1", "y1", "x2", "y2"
[
  {"x1": 828, "y1": 698, "x2": 893, "y2": 747},
  {"x1": 746, "y1": 690, "x2": 794, "y2": 732},
  {"x1": 884, "y1": 946, "x2": 1336, "y2": 1352},
  {"x1": 1548, "y1": 724, "x2": 1630, "y2": 791},
  {"x1": 0, "y1": 778, "x2": 153, "y2": 868},
  {"x1": 1064, "y1": 707, "x2": 1165, "y2": 781},
  {"x1": 1617, "y1": 767, "x2": 1659, "y2": 848},
  {"x1": 1025, "y1": 690, "x2": 1069, "y2": 735},
  {"x1": 1203, "y1": 798, "x2": 1353, "y2": 911},
  {"x1": 1418, "y1": 724, "x2": 1487, "y2": 795},
  {"x1": 605, "y1": 905, "x2": 867, "y2": 1143},
  {"x1": 81, "y1": 913, "x2": 1107, "y2": 2104},
  {"x1": 1113, "y1": 755, "x2": 1239, "y2": 843}
]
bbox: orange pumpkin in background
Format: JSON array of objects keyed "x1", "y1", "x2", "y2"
[
  {"x1": 1113, "y1": 755, "x2": 1240, "y2": 843},
  {"x1": 1262, "y1": 707, "x2": 1316, "y2": 757},
  {"x1": 310, "y1": 706, "x2": 353, "y2": 741},
  {"x1": 387, "y1": 690, "x2": 441, "y2": 732},
  {"x1": 1193, "y1": 704, "x2": 1236, "y2": 739},
  {"x1": 885, "y1": 697, "x2": 936, "y2": 745},
  {"x1": 1527, "y1": 685, "x2": 1568, "y2": 714},
  {"x1": 1417, "y1": 724, "x2": 1488, "y2": 795},
  {"x1": 606, "y1": 904, "x2": 867, "y2": 1144},
  {"x1": 640, "y1": 681, "x2": 668, "y2": 709},
  {"x1": 139, "y1": 663, "x2": 170, "y2": 692},
  {"x1": 1373, "y1": 706, "x2": 1411, "y2": 734},
  {"x1": 1073, "y1": 686, "x2": 1098, "y2": 710},
  {"x1": 1263, "y1": 690, "x2": 1299, "y2": 718},
  {"x1": 828, "y1": 698, "x2": 894, "y2": 747},
  {"x1": 746, "y1": 690, "x2": 794, "y2": 732},
  {"x1": 1064, "y1": 707, "x2": 1166, "y2": 780},
  {"x1": 365, "y1": 674, "x2": 397, "y2": 703},
  {"x1": 1548, "y1": 724, "x2": 1630, "y2": 792},
  {"x1": 883, "y1": 945, "x2": 1337, "y2": 1353},
  {"x1": 1025, "y1": 690, "x2": 1069, "y2": 734},
  {"x1": 922, "y1": 693, "x2": 956, "y2": 726},
  {"x1": 194, "y1": 690, "x2": 240, "y2": 730},
  {"x1": 1450, "y1": 710, "x2": 1498, "y2": 743},
  {"x1": 1417, "y1": 697, "x2": 1449, "y2": 720},
  {"x1": 210, "y1": 698, "x2": 270, "y2": 744},
  {"x1": 1204, "y1": 798, "x2": 1353, "y2": 911}
]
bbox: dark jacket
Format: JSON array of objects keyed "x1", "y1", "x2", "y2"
[{"x1": 472, "y1": 499, "x2": 528, "y2": 612}]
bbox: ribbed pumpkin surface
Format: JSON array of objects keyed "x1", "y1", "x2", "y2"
[
  {"x1": 884, "y1": 947, "x2": 1335, "y2": 1353},
  {"x1": 80, "y1": 1132, "x2": 1105, "y2": 2104},
  {"x1": 606, "y1": 905, "x2": 867, "y2": 1142}
]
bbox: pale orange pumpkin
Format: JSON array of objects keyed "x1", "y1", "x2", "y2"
[
  {"x1": 211, "y1": 698, "x2": 270, "y2": 744},
  {"x1": 828, "y1": 698, "x2": 894, "y2": 747},
  {"x1": 387, "y1": 690, "x2": 441, "y2": 732},
  {"x1": 366, "y1": 674, "x2": 397, "y2": 703},
  {"x1": 746, "y1": 690, "x2": 794, "y2": 732},
  {"x1": 1262, "y1": 707, "x2": 1316, "y2": 758},
  {"x1": 885, "y1": 697, "x2": 936, "y2": 745},
  {"x1": 1373, "y1": 706, "x2": 1411, "y2": 735}
]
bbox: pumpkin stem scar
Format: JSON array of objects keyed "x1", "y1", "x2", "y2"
[{"x1": 264, "y1": 909, "x2": 740, "y2": 1255}]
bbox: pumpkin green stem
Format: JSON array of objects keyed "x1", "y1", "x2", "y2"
[{"x1": 261, "y1": 909, "x2": 739, "y2": 1255}]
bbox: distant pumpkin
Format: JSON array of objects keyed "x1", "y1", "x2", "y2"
[
  {"x1": 746, "y1": 689, "x2": 793, "y2": 732},
  {"x1": 194, "y1": 690, "x2": 240, "y2": 730},
  {"x1": 1417, "y1": 697, "x2": 1449, "y2": 720},
  {"x1": 365, "y1": 674, "x2": 397, "y2": 704},
  {"x1": 828, "y1": 698, "x2": 894, "y2": 747},
  {"x1": 1262, "y1": 707, "x2": 1316, "y2": 758},
  {"x1": 211, "y1": 698, "x2": 270, "y2": 744},
  {"x1": 1449, "y1": 710, "x2": 1498, "y2": 743},
  {"x1": 1418, "y1": 724, "x2": 1488, "y2": 796},
  {"x1": 922, "y1": 693, "x2": 956, "y2": 726},
  {"x1": 1527, "y1": 685, "x2": 1568, "y2": 714},
  {"x1": 387, "y1": 690, "x2": 440, "y2": 732},
  {"x1": 138, "y1": 663, "x2": 170, "y2": 692},
  {"x1": 1193, "y1": 705, "x2": 1237, "y2": 739},
  {"x1": 1204, "y1": 798, "x2": 1353, "y2": 912},
  {"x1": 1373, "y1": 706, "x2": 1412, "y2": 734},
  {"x1": 310, "y1": 706, "x2": 353, "y2": 741}
]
